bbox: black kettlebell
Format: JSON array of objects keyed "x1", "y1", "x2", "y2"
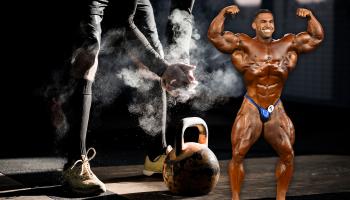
[{"x1": 163, "y1": 117, "x2": 220, "y2": 195}]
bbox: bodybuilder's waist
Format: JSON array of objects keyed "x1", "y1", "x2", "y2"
[{"x1": 246, "y1": 90, "x2": 281, "y2": 108}]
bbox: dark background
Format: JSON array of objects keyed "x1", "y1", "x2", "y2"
[{"x1": 2, "y1": 0, "x2": 350, "y2": 163}]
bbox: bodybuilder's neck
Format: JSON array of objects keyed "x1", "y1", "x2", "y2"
[{"x1": 256, "y1": 35, "x2": 272, "y2": 43}]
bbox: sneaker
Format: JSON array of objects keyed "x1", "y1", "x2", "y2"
[
  {"x1": 143, "y1": 155, "x2": 166, "y2": 176},
  {"x1": 143, "y1": 146, "x2": 172, "y2": 176},
  {"x1": 62, "y1": 148, "x2": 106, "y2": 195}
]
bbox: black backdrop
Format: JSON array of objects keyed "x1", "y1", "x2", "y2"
[{"x1": 2, "y1": 0, "x2": 350, "y2": 159}]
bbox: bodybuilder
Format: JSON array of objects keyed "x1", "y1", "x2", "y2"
[{"x1": 208, "y1": 5, "x2": 324, "y2": 200}]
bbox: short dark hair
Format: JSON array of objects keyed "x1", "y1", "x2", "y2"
[{"x1": 254, "y1": 9, "x2": 273, "y2": 20}]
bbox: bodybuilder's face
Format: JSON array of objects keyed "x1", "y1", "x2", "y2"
[{"x1": 252, "y1": 13, "x2": 275, "y2": 39}]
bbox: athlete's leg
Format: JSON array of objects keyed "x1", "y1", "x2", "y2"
[
  {"x1": 66, "y1": 12, "x2": 103, "y2": 165},
  {"x1": 263, "y1": 103, "x2": 295, "y2": 200},
  {"x1": 229, "y1": 100, "x2": 263, "y2": 200},
  {"x1": 61, "y1": 1, "x2": 108, "y2": 195}
]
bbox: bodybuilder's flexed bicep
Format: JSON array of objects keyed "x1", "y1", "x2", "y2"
[
  {"x1": 293, "y1": 8, "x2": 324, "y2": 53},
  {"x1": 207, "y1": 5, "x2": 243, "y2": 54}
]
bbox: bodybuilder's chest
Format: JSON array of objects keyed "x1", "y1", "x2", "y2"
[
  {"x1": 247, "y1": 44, "x2": 289, "y2": 62},
  {"x1": 245, "y1": 44, "x2": 290, "y2": 80}
]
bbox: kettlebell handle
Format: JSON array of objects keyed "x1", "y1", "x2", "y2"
[{"x1": 176, "y1": 117, "x2": 209, "y2": 156}]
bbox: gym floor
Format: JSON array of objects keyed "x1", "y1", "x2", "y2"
[
  {"x1": 0, "y1": 154, "x2": 349, "y2": 199},
  {"x1": 1, "y1": 99, "x2": 350, "y2": 199}
]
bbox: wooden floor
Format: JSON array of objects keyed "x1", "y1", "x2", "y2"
[{"x1": 0, "y1": 155, "x2": 349, "y2": 199}]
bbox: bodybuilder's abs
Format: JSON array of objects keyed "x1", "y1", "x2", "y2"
[{"x1": 232, "y1": 40, "x2": 296, "y2": 106}]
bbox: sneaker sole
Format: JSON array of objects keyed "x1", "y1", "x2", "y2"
[
  {"x1": 143, "y1": 169, "x2": 162, "y2": 176},
  {"x1": 62, "y1": 181, "x2": 106, "y2": 195},
  {"x1": 71, "y1": 187, "x2": 106, "y2": 195}
]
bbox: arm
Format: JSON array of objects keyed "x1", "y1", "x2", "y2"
[
  {"x1": 124, "y1": 0, "x2": 197, "y2": 94},
  {"x1": 294, "y1": 8, "x2": 324, "y2": 53},
  {"x1": 134, "y1": 0, "x2": 164, "y2": 58},
  {"x1": 126, "y1": 17, "x2": 169, "y2": 76},
  {"x1": 207, "y1": 5, "x2": 241, "y2": 54},
  {"x1": 123, "y1": 0, "x2": 168, "y2": 76}
]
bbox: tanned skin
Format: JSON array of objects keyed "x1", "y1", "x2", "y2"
[{"x1": 208, "y1": 5, "x2": 324, "y2": 200}]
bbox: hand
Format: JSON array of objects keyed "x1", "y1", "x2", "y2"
[
  {"x1": 225, "y1": 5, "x2": 240, "y2": 16},
  {"x1": 161, "y1": 63, "x2": 198, "y2": 97},
  {"x1": 296, "y1": 8, "x2": 312, "y2": 18}
]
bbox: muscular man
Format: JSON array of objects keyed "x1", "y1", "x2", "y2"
[
  {"x1": 208, "y1": 5, "x2": 324, "y2": 200},
  {"x1": 60, "y1": 0, "x2": 197, "y2": 195}
]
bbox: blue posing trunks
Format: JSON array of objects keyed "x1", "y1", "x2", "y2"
[{"x1": 244, "y1": 94, "x2": 280, "y2": 122}]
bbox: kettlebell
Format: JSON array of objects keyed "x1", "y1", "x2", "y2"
[{"x1": 163, "y1": 117, "x2": 220, "y2": 195}]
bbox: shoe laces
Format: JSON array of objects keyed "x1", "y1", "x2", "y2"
[{"x1": 70, "y1": 148, "x2": 96, "y2": 176}]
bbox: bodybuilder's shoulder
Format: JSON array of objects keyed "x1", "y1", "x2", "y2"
[
  {"x1": 237, "y1": 33, "x2": 252, "y2": 40},
  {"x1": 282, "y1": 33, "x2": 296, "y2": 41},
  {"x1": 274, "y1": 33, "x2": 297, "y2": 46},
  {"x1": 235, "y1": 33, "x2": 254, "y2": 47}
]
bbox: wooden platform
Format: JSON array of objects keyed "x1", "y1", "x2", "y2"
[{"x1": 0, "y1": 155, "x2": 349, "y2": 199}]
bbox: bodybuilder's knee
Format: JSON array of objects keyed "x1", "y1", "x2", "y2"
[
  {"x1": 232, "y1": 150, "x2": 246, "y2": 164},
  {"x1": 281, "y1": 150, "x2": 294, "y2": 165}
]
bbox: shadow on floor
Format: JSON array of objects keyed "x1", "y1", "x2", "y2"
[
  {"x1": 0, "y1": 185, "x2": 128, "y2": 199},
  {"x1": 102, "y1": 174, "x2": 163, "y2": 184},
  {"x1": 257, "y1": 192, "x2": 350, "y2": 200},
  {"x1": 120, "y1": 191, "x2": 350, "y2": 200}
]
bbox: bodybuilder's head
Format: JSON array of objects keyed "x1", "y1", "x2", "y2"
[{"x1": 252, "y1": 9, "x2": 275, "y2": 39}]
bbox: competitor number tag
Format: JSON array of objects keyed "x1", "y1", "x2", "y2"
[{"x1": 267, "y1": 105, "x2": 274, "y2": 113}]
